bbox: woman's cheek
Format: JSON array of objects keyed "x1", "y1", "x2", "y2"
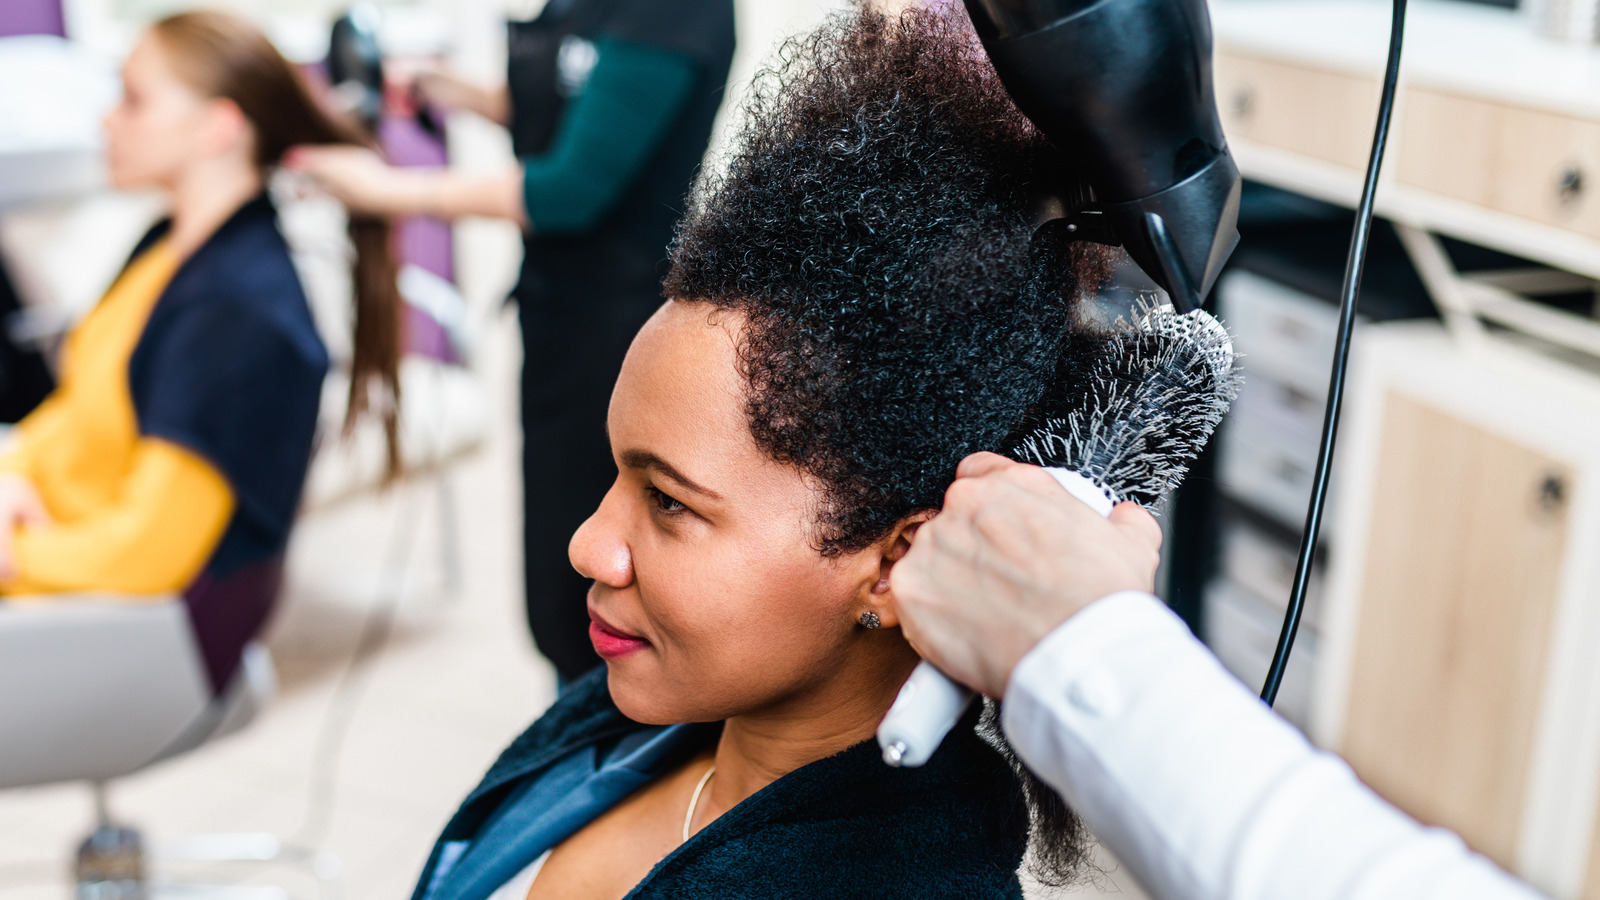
[
  {"x1": 620, "y1": 515, "x2": 861, "y2": 717},
  {"x1": 733, "y1": 542, "x2": 859, "y2": 664},
  {"x1": 633, "y1": 537, "x2": 741, "y2": 652},
  {"x1": 645, "y1": 539, "x2": 791, "y2": 670}
]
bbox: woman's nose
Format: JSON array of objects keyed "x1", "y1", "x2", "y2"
[{"x1": 569, "y1": 483, "x2": 632, "y2": 588}]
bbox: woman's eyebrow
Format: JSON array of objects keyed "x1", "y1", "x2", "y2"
[{"x1": 619, "y1": 448, "x2": 724, "y2": 501}]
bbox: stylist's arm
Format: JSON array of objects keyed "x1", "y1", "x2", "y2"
[{"x1": 890, "y1": 451, "x2": 1548, "y2": 900}]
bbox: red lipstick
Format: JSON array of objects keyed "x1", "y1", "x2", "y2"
[{"x1": 588, "y1": 610, "x2": 649, "y2": 659}]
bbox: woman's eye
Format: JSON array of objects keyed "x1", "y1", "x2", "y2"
[{"x1": 647, "y1": 485, "x2": 687, "y2": 515}]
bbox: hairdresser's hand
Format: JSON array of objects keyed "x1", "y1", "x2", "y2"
[
  {"x1": 889, "y1": 452, "x2": 1162, "y2": 698},
  {"x1": 283, "y1": 146, "x2": 405, "y2": 217},
  {"x1": 0, "y1": 473, "x2": 50, "y2": 583},
  {"x1": 402, "y1": 63, "x2": 511, "y2": 125}
]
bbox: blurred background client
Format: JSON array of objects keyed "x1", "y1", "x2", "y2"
[
  {"x1": 0, "y1": 11, "x2": 399, "y2": 661},
  {"x1": 289, "y1": 0, "x2": 737, "y2": 682}
]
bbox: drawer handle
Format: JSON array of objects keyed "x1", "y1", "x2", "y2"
[
  {"x1": 1232, "y1": 87, "x2": 1255, "y2": 120},
  {"x1": 1275, "y1": 458, "x2": 1309, "y2": 483},
  {"x1": 1279, "y1": 384, "x2": 1319, "y2": 413},
  {"x1": 1538, "y1": 473, "x2": 1567, "y2": 514},
  {"x1": 1557, "y1": 165, "x2": 1584, "y2": 205}
]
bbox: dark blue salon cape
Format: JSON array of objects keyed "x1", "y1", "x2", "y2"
[
  {"x1": 421, "y1": 724, "x2": 692, "y2": 900},
  {"x1": 125, "y1": 195, "x2": 327, "y2": 579},
  {"x1": 408, "y1": 668, "x2": 1030, "y2": 899}
]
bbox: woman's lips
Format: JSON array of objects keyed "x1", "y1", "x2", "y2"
[{"x1": 588, "y1": 611, "x2": 649, "y2": 659}]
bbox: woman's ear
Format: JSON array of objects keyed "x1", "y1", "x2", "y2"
[
  {"x1": 201, "y1": 97, "x2": 253, "y2": 158},
  {"x1": 860, "y1": 510, "x2": 935, "y2": 628}
]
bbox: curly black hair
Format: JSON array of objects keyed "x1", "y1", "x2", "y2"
[
  {"x1": 666, "y1": 4, "x2": 1115, "y2": 559},
  {"x1": 664, "y1": 4, "x2": 1118, "y2": 885}
]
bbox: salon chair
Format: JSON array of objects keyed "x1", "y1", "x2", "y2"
[{"x1": 0, "y1": 558, "x2": 336, "y2": 900}]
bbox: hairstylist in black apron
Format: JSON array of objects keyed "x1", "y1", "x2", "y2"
[{"x1": 288, "y1": 1, "x2": 737, "y2": 680}]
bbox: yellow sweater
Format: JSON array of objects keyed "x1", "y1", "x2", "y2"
[{"x1": 0, "y1": 241, "x2": 236, "y2": 596}]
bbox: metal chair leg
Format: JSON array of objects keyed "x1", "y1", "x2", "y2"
[{"x1": 75, "y1": 783, "x2": 147, "y2": 900}]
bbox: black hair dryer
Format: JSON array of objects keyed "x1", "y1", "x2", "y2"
[
  {"x1": 964, "y1": 0, "x2": 1241, "y2": 311},
  {"x1": 328, "y1": 4, "x2": 386, "y2": 135}
]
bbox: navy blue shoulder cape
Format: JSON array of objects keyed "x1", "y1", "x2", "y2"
[
  {"x1": 410, "y1": 667, "x2": 1030, "y2": 899},
  {"x1": 125, "y1": 194, "x2": 329, "y2": 580}
]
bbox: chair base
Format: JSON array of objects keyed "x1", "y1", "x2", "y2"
[
  {"x1": 76, "y1": 823, "x2": 147, "y2": 900},
  {"x1": 74, "y1": 808, "x2": 342, "y2": 900}
]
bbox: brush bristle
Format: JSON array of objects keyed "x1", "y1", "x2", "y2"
[{"x1": 1008, "y1": 300, "x2": 1242, "y2": 507}]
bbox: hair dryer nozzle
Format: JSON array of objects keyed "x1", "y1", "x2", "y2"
[
  {"x1": 965, "y1": 0, "x2": 1242, "y2": 310},
  {"x1": 1105, "y1": 153, "x2": 1241, "y2": 310}
]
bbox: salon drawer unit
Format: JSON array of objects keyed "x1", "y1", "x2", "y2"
[
  {"x1": 1209, "y1": 7, "x2": 1600, "y2": 894},
  {"x1": 1205, "y1": 576, "x2": 1319, "y2": 727},
  {"x1": 1214, "y1": 270, "x2": 1362, "y2": 537},
  {"x1": 1213, "y1": 51, "x2": 1381, "y2": 173},
  {"x1": 1211, "y1": 0, "x2": 1600, "y2": 288},
  {"x1": 1396, "y1": 90, "x2": 1600, "y2": 243},
  {"x1": 1313, "y1": 323, "x2": 1600, "y2": 900}
]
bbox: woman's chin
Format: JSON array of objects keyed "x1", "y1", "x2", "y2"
[
  {"x1": 104, "y1": 167, "x2": 154, "y2": 192},
  {"x1": 601, "y1": 656, "x2": 739, "y2": 723},
  {"x1": 605, "y1": 665, "x2": 716, "y2": 725}
]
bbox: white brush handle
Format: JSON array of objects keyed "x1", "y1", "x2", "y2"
[
  {"x1": 1042, "y1": 467, "x2": 1117, "y2": 517},
  {"x1": 878, "y1": 660, "x2": 973, "y2": 767},
  {"x1": 878, "y1": 466, "x2": 1116, "y2": 767}
]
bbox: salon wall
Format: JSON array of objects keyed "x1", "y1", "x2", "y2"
[
  {"x1": 10, "y1": 0, "x2": 856, "y2": 318},
  {"x1": 58, "y1": 0, "x2": 857, "y2": 83}
]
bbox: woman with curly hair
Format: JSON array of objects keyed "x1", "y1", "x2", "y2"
[{"x1": 410, "y1": 6, "x2": 1116, "y2": 898}]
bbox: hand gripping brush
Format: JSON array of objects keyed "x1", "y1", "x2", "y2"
[{"x1": 878, "y1": 301, "x2": 1243, "y2": 767}]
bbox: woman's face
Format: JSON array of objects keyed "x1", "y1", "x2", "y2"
[
  {"x1": 103, "y1": 34, "x2": 238, "y2": 190},
  {"x1": 570, "y1": 301, "x2": 893, "y2": 724}
]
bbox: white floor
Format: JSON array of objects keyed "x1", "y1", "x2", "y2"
[{"x1": 0, "y1": 255, "x2": 1149, "y2": 900}]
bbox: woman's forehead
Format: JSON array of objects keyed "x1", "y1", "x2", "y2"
[
  {"x1": 126, "y1": 33, "x2": 184, "y2": 91},
  {"x1": 610, "y1": 302, "x2": 757, "y2": 482},
  {"x1": 626, "y1": 301, "x2": 744, "y2": 407}
]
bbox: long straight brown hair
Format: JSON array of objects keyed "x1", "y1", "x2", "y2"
[{"x1": 151, "y1": 10, "x2": 401, "y2": 479}]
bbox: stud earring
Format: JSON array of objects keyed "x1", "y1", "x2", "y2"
[{"x1": 858, "y1": 611, "x2": 881, "y2": 629}]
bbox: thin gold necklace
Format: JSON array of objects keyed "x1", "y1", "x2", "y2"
[{"x1": 681, "y1": 765, "x2": 716, "y2": 842}]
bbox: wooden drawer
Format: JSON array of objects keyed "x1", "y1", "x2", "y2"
[
  {"x1": 1397, "y1": 87, "x2": 1600, "y2": 241},
  {"x1": 1315, "y1": 325, "x2": 1600, "y2": 895},
  {"x1": 1213, "y1": 51, "x2": 1382, "y2": 171}
]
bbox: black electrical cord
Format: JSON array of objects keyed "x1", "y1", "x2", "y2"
[{"x1": 1260, "y1": 0, "x2": 1409, "y2": 707}]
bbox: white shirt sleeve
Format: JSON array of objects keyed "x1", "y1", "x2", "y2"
[{"x1": 1000, "y1": 591, "x2": 1547, "y2": 900}]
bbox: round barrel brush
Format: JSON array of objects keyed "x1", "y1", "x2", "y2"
[{"x1": 879, "y1": 301, "x2": 1243, "y2": 767}]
